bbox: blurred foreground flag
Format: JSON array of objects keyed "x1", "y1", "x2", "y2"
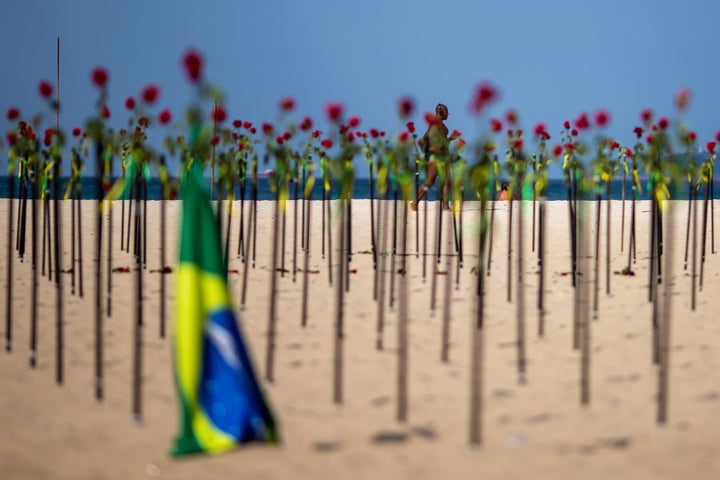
[{"x1": 172, "y1": 168, "x2": 277, "y2": 456}]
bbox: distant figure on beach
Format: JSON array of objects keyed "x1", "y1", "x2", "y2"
[
  {"x1": 410, "y1": 103, "x2": 458, "y2": 211},
  {"x1": 497, "y1": 182, "x2": 518, "y2": 201}
]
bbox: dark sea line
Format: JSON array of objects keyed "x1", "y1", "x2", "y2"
[{"x1": 1, "y1": 176, "x2": 717, "y2": 202}]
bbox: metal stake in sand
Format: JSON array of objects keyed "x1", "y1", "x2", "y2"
[
  {"x1": 441, "y1": 198, "x2": 453, "y2": 362},
  {"x1": 240, "y1": 164, "x2": 255, "y2": 309},
  {"x1": 333, "y1": 197, "x2": 347, "y2": 404},
  {"x1": 265, "y1": 176, "x2": 282, "y2": 382},
  {"x1": 132, "y1": 168, "x2": 144, "y2": 421},
  {"x1": 29, "y1": 149, "x2": 39, "y2": 368},
  {"x1": 397, "y1": 197, "x2": 410, "y2": 422},
  {"x1": 236, "y1": 154, "x2": 246, "y2": 261},
  {"x1": 106, "y1": 151, "x2": 113, "y2": 317},
  {"x1": 159, "y1": 155, "x2": 168, "y2": 338},
  {"x1": 300, "y1": 167, "x2": 314, "y2": 327},
  {"x1": 376, "y1": 193, "x2": 390, "y2": 350}
]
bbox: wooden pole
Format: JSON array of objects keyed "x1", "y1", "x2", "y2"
[
  {"x1": 265, "y1": 191, "x2": 280, "y2": 382},
  {"x1": 94, "y1": 141, "x2": 104, "y2": 401},
  {"x1": 333, "y1": 198, "x2": 346, "y2": 404}
]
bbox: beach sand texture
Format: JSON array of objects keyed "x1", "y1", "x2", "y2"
[{"x1": 1, "y1": 198, "x2": 719, "y2": 480}]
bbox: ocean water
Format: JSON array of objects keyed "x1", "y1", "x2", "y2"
[{"x1": 0, "y1": 175, "x2": 716, "y2": 201}]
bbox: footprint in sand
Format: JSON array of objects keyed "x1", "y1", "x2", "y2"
[
  {"x1": 312, "y1": 441, "x2": 342, "y2": 453},
  {"x1": 372, "y1": 431, "x2": 409, "y2": 444}
]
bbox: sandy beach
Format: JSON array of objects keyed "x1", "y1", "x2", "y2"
[{"x1": 1, "y1": 197, "x2": 719, "y2": 480}]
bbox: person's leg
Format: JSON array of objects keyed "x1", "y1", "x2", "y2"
[{"x1": 411, "y1": 161, "x2": 437, "y2": 210}]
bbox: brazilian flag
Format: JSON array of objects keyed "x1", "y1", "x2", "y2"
[{"x1": 172, "y1": 166, "x2": 277, "y2": 456}]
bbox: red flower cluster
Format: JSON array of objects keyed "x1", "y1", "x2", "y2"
[
  {"x1": 182, "y1": 49, "x2": 203, "y2": 83},
  {"x1": 91, "y1": 67, "x2": 108, "y2": 88},
  {"x1": 469, "y1": 82, "x2": 498, "y2": 115}
]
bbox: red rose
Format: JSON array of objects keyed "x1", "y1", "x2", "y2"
[
  {"x1": 533, "y1": 122, "x2": 546, "y2": 138},
  {"x1": 348, "y1": 115, "x2": 360, "y2": 128},
  {"x1": 610, "y1": 140, "x2": 620, "y2": 150},
  {"x1": 406, "y1": 121, "x2": 415, "y2": 134},
  {"x1": 91, "y1": 67, "x2": 108, "y2": 88},
  {"x1": 338, "y1": 124, "x2": 348, "y2": 135},
  {"x1": 6, "y1": 108, "x2": 19, "y2": 120},
  {"x1": 379, "y1": 131, "x2": 386, "y2": 137},
  {"x1": 321, "y1": 138, "x2": 333, "y2": 149},
  {"x1": 674, "y1": 88, "x2": 691, "y2": 112},
  {"x1": 646, "y1": 135, "x2": 654, "y2": 145},
  {"x1": 686, "y1": 131, "x2": 696, "y2": 142},
  {"x1": 552, "y1": 144, "x2": 563, "y2": 156},
  {"x1": 300, "y1": 116, "x2": 313, "y2": 131},
  {"x1": 279, "y1": 96, "x2": 295, "y2": 112},
  {"x1": 311, "y1": 129, "x2": 321, "y2": 138},
  {"x1": 210, "y1": 136, "x2": 219, "y2": 146},
  {"x1": 513, "y1": 138, "x2": 523, "y2": 150},
  {"x1": 141, "y1": 84, "x2": 160, "y2": 104},
  {"x1": 182, "y1": 49, "x2": 203, "y2": 83},
  {"x1": 72, "y1": 127, "x2": 82, "y2": 137},
  {"x1": 398, "y1": 97, "x2": 414, "y2": 118},
  {"x1": 490, "y1": 118, "x2": 503, "y2": 133},
  {"x1": 6, "y1": 132, "x2": 17, "y2": 145},
  {"x1": 593, "y1": 110, "x2": 609, "y2": 127},
  {"x1": 469, "y1": 82, "x2": 498, "y2": 115},
  {"x1": 101, "y1": 104, "x2": 111, "y2": 119},
  {"x1": 212, "y1": 105, "x2": 227, "y2": 123},
  {"x1": 563, "y1": 120, "x2": 570, "y2": 130},
  {"x1": 658, "y1": 117, "x2": 669, "y2": 130},
  {"x1": 233, "y1": 119, "x2": 242, "y2": 128},
  {"x1": 640, "y1": 108, "x2": 652, "y2": 124},
  {"x1": 716, "y1": 131, "x2": 720, "y2": 143},
  {"x1": 564, "y1": 142, "x2": 574, "y2": 152},
  {"x1": 369, "y1": 128, "x2": 379, "y2": 138},
  {"x1": 399, "y1": 131, "x2": 409, "y2": 142},
  {"x1": 158, "y1": 108, "x2": 172, "y2": 125},
  {"x1": 574, "y1": 112, "x2": 589, "y2": 130},
  {"x1": 243, "y1": 121, "x2": 252, "y2": 129},
  {"x1": 346, "y1": 131, "x2": 355, "y2": 143},
  {"x1": 707, "y1": 141, "x2": 716, "y2": 154},
  {"x1": 262, "y1": 122, "x2": 273, "y2": 135},
  {"x1": 325, "y1": 102, "x2": 343, "y2": 122},
  {"x1": 44, "y1": 134, "x2": 52, "y2": 147},
  {"x1": 125, "y1": 97, "x2": 136, "y2": 110},
  {"x1": 505, "y1": 109, "x2": 517, "y2": 125},
  {"x1": 625, "y1": 148, "x2": 633, "y2": 158},
  {"x1": 276, "y1": 135, "x2": 284, "y2": 145},
  {"x1": 282, "y1": 131, "x2": 292, "y2": 141},
  {"x1": 38, "y1": 80, "x2": 54, "y2": 99},
  {"x1": 633, "y1": 126, "x2": 643, "y2": 138},
  {"x1": 250, "y1": 127, "x2": 256, "y2": 134},
  {"x1": 451, "y1": 129, "x2": 462, "y2": 139}
]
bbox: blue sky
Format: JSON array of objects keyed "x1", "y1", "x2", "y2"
[{"x1": 2, "y1": 0, "x2": 719, "y2": 178}]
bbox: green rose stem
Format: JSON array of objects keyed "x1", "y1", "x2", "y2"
[
  {"x1": 132, "y1": 166, "x2": 143, "y2": 421},
  {"x1": 69, "y1": 151, "x2": 77, "y2": 295},
  {"x1": 486, "y1": 155, "x2": 498, "y2": 277},
  {"x1": 251, "y1": 155, "x2": 258, "y2": 268},
  {"x1": 300, "y1": 162, "x2": 314, "y2": 328},
  {"x1": 375, "y1": 168, "x2": 389, "y2": 350},
  {"x1": 159, "y1": 155, "x2": 167, "y2": 338},
  {"x1": 468, "y1": 147, "x2": 492, "y2": 446},
  {"x1": 621, "y1": 157, "x2": 627, "y2": 252},
  {"x1": 236, "y1": 153, "x2": 246, "y2": 262},
  {"x1": 41, "y1": 159, "x2": 50, "y2": 279},
  {"x1": 240, "y1": 157, "x2": 256, "y2": 309},
  {"x1": 5, "y1": 156, "x2": 16, "y2": 351},
  {"x1": 120, "y1": 161, "x2": 125, "y2": 251},
  {"x1": 657, "y1": 198, "x2": 674, "y2": 424},
  {"x1": 579, "y1": 177, "x2": 591, "y2": 405},
  {"x1": 74, "y1": 166, "x2": 84, "y2": 298},
  {"x1": 699, "y1": 159, "x2": 713, "y2": 289},
  {"x1": 30, "y1": 147, "x2": 39, "y2": 369},
  {"x1": 106, "y1": 148, "x2": 113, "y2": 316},
  {"x1": 292, "y1": 157, "x2": 299, "y2": 282},
  {"x1": 17, "y1": 161, "x2": 27, "y2": 262},
  {"x1": 94, "y1": 141, "x2": 104, "y2": 401}
]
